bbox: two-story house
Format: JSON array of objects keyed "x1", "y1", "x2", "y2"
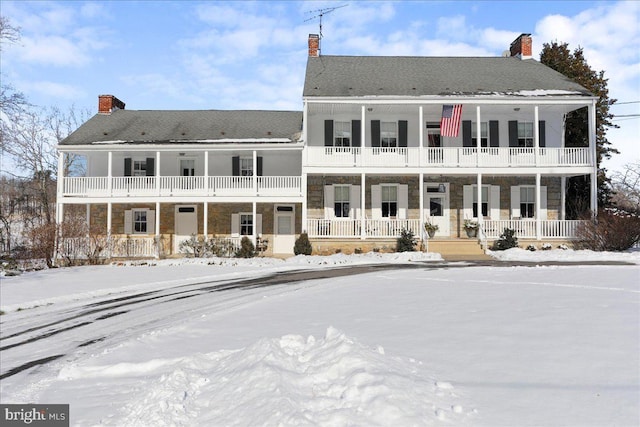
[{"x1": 56, "y1": 33, "x2": 597, "y2": 257}]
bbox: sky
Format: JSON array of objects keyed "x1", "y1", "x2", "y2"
[{"x1": 1, "y1": 1, "x2": 638, "y2": 173}]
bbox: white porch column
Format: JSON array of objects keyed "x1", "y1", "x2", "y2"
[
  {"x1": 361, "y1": 105, "x2": 366, "y2": 166},
  {"x1": 155, "y1": 201, "x2": 161, "y2": 259},
  {"x1": 106, "y1": 202, "x2": 112, "y2": 258},
  {"x1": 534, "y1": 105, "x2": 540, "y2": 165},
  {"x1": 203, "y1": 202, "x2": 208, "y2": 238},
  {"x1": 361, "y1": 173, "x2": 366, "y2": 240},
  {"x1": 476, "y1": 106, "x2": 481, "y2": 166},
  {"x1": 107, "y1": 151, "x2": 113, "y2": 196},
  {"x1": 253, "y1": 150, "x2": 258, "y2": 195},
  {"x1": 156, "y1": 151, "x2": 161, "y2": 195},
  {"x1": 252, "y1": 201, "x2": 257, "y2": 245},
  {"x1": 301, "y1": 173, "x2": 308, "y2": 233},
  {"x1": 419, "y1": 106, "x2": 424, "y2": 166},
  {"x1": 56, "y1": 151, "x2": 65, "y2": 224},
  {"x1": 419, "y1": 173, "x2": 424, "y2": 243},
  {"x1": 589, "y1": 99, "x2": 598, "y2": 215},
  {"x1": 204, "y1": 151, "x2": 209, "y2": 195},
  {"x1": 560, "y1": 176, "x2": 566, "y2": 220},
  {"x1": 477, "y1": 173, "x2": 483, "y2": 227},
  {"x1": 86, "y1": 204, "x2": 91, "y2": 226},
  {"x1": 535, "y1": 173, "x2": 541, "y2": 240}
]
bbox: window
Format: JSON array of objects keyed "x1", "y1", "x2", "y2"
[
  {"x1": 240, "y1": 214, "x2": 253, "y2": 235},
  {"x1": 472, "y1": 122, "x2": 488, "y2": 147},
  {"x1": 381, "y1": 185, "x2": 398, "y2": 217},
  {"x1": 520, "y1": 187, "x2": 535, "y2": 218},
  {"x1": 426, "y1": 122, "x2": 441, "y2": 147},
  {"x1": 381, "y1": 122, "x2": 397, "y2": 147},
  {"x1": 240, "y1": 158, "x2": 253, "y2": 176},
  {"x1": 518, "y1": 122, "x2": 534, "y2": 147},
  {"x1": 133, "y1": 160, "x2": 146, "y2": 177},
  {"x1": 334, "y1": 186, "x2": 350, "y2": 218},
  {"x1": 334, "y1": 121, "x2": 351, "y2": 147},
  {"x1": 472, "y1": 186, "x2": 489, "y2": 218},
  {"x1": 133, "y1": 209, "x2": 148, "y2": 233}
]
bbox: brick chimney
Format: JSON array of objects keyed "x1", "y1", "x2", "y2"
[
  {"x1": 308, "y1": 34, "x2": 319, "y2": 57},
  {"x1": 98, "y1": 95, "x2": 126, "y2": 114},
  {"x1": 510, "y1": 33, "x2": 532, "y2": 59}
]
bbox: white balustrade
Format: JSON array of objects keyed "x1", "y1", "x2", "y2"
[
  {"x1": 483, "y1": 219, "x2": 585, "y2": 239},
  {"x1": 112, "y1": 177, "x2": 157, "y2": 196},
  {"x1": 307, "y1": 218, "x2": 420, "y2": 238},
  {"x1": 257, "y1": 176, "x2": 302, "y2": 196}
]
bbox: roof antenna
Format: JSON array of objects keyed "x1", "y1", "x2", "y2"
[{"x1": 304, "y1": 4, "x2": 347, "y2": 53}]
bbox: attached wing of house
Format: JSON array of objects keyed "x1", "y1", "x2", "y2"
[{"x1": 57, "y1": 34, "x2": 597, "y2": 258}]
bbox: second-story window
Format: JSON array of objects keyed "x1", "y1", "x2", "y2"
[
  {"x1": 334, "y1": 121, "x2": 351, "y2": 147},
  {"x1": 518, "y1": 122, "x2": 534, "y2": 147},
  {"x1": 472, "y1": 122, "x2": 489, "y2": 147},
  {"x1": 426, "y1": 122, "x2": 441, "y2": 147},
  {"x1": 133, "y1": 160, "x2": 147, "y2": 176},
  {"x1": 334, "y1": 185, "x2": 350, "y2": 218},
  {"x1": 381, "y1": 185, "x2": 398, "y2": 217},
  {"x1": 381, "y1": 122, "x2": 397, "y2": 148},
  {"x1": 240, "y1": 158, "x2": 253, "y2": 176}
]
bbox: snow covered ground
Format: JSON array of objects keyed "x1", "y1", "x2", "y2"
[{"x1": 1, "y1": 250, "x2": 639, "y2": 426}]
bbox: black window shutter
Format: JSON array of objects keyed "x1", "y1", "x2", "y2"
[
  {"x1": 351, "y1": 120, "x2": 361, "y2": 147},
  {"x1": 489, "y1": 121, "x2": 499, "y2": 147},
  {"x1": 508, "y1": 121, "x2": 518, "y2": 147},
  {"x1": 538, "y1": 121, "x2": 546, "y2": 147},
  {"x1": 324, "y1": 120, "x2": 334, "y2": 147},
  {"x1": 257, "y1": 156, "x2": 263, "y2": 176},
  {"x1": 462, "y1": 120, "x2": 472, "y2": 147},
  {"x1": 232, "y1": 156, "x2": 240, "y2": 176},
  {"x1": 124, "y1": 158, "x2": 132, "y2": 176},
  {"x1": 371, "y1": 120, "x2": 381, "y2": 147},
  {"x1": 398, "y1": 120, "x2": 408, "y2": 147},
  {"x1": 146, "y1": 157, "x2": 155, "y2": 176}
]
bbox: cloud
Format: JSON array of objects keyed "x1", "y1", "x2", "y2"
[{"x1": 26, "y1": 81, "x2": 86, "y2": 100}]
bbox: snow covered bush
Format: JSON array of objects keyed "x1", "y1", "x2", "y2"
[
  {"x1": 526, "y1": 244, "x2": 537, "y2": 251},
  {"x1": 235, "y1": 236, "x2": 256, "y2": 258},
  {"x1": 558, "y1": 244, "x2": 569, "y2": 250},
  {"x1": 491, "y1": 228, "x2": 518, "y2": 251},
  {"x1": 396, "y1": 229, "x2": 416, "y2": 252},
  {"x1": 541, "y1": 243, "x2": 553, "y2": 251},
  {"x1": 293, "y1": 232, "x2": 313, "y2": 256}
]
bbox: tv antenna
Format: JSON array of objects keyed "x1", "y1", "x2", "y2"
[{"x1": 304, "y1": 4, "x2": 348, "y2": 40}]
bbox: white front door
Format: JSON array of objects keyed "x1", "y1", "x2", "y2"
[
  {"x1": 174, "y1": 205, "x2": 198, "y2": 253},
  {"x1": 425, "y1": 184, "x2": 450, "y2": 237},
  {"x1": 273, "y1": 205, "x2": 295, "y2": 255}
]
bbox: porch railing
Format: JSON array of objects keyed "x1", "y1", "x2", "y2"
[
  {"x1": 305, "y1": 147, "x2": 592, "y2": 168},
  {"x1": 482, "y1": 219, "x2": 585, "y2": 239},
  {"x1": 62, "y1": 175, "x2": 302, "y2": 198},
  {"x1": 307, "y1": 218, "x2": 420, "y2": 238}
]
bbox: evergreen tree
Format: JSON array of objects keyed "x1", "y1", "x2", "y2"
[{"x1": 540, "y1": 42, "x2": 618, "y2": 217}]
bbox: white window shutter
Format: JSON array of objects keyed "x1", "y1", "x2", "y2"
[
  {"x1": 398, "y1": 184, "x2": 409, "y2": 219},
  {"x1": 256, "y1": 214, "x2": 263, "y2": 235},
  {"x1": 490, "y1": 186, "x2": 500, "y2": 220},
  {"x1": 463, "y1": 185, "x2": 473, "y2": 219},
  {"x1": 350, "y1": 185, "x2": 361, "y2": 219},
  {"x1": 231, "y1": 213, "x2": 240, "y2": 237},
  {"x1": 371, "y1": 185, "x2": 382, "y2": 219},
  {"x1": 124, "y1": 210, "x2": 133, "y2": 234},
  {"x1": 324, "y1": 185, "x2": 334, "y2": 219},
  {"x1": 511, "y1": 186, "x2": 521, "y2": 219},
  {"x1": 540, "y1": 186, "x2": 548, "y2": 220},
  {"x1": 148, "y1": 210, "x2": 156, "y2": 234}
]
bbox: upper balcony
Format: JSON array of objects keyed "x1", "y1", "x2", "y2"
[{"x1": 304, "y1": 146, "x2": 592, "y2": 169}]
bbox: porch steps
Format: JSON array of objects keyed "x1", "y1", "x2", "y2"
[{"x1": 426, "y1": 239, "x2": 492, "y2": 261}]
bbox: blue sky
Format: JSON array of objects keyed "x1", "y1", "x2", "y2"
[{"x1": 1, "y1": 1, "x2": 638, "y2": 172}]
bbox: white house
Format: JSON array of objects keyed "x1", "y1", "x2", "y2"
[{"x1": 56, "y1": 34, "x2": 597, "y2": 257}]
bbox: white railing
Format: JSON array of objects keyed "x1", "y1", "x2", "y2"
[
  {"x1": 111, "y1": 236, "x2": 157, "y2": 257},
  {"x1": 62, "y1": 176, "x2": 303, "y2": 198},
  {"x1": 307, "y1": 218, "x2": 420, "y2": 238},
  {"x1": 306, "y1": 147, "x2": 592, "y2": 168},
  {"x1": 482, "y1": 219, "x2": 585, "y2": 239}
]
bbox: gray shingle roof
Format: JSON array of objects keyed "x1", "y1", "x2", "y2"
[
  {"x1": 60, "y1": 110, "x2": 303, "y2": 146},
  {"x1": 303, "y1": 56, "x2": 593, "y2": 97}
]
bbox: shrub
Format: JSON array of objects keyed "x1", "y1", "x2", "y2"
[
  {"x1": 235, "y1": 236, "x2": 256, "y2": 258},
  {"x1": 396, "y1": 228, "x2": 416, "y2": 252},
  {"x1": 573, "y1": 209, "x2": 640, "y2": 251},
  {"x1": 179, "y1": 234, "x2": 206, "y2": 257},
  {"x1": 27, "y1": 223, "x2": 58, "y2": 267},
  {"x1": 293, "y1": 232, "x2": 313, "y2": 255},
  {"x1": 491, "y1": 228, "x2": 518, "y2": 251},
  {"x1": 541, "y1": 243, "x2": 553, "y2": 251},
  {"x1": 526, "y1": 244, "x2": 537, "y2": 251}
]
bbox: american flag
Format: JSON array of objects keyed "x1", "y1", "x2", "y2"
[{"x1": 440, "y1": 104, "x2": 462, "y2": 137}]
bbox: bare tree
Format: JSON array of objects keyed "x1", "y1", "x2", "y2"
[
  {"x1": 610, "y1": 162, "x2": 640, "y2": 215},
  {"x1": 0, "y1": 16, "x2": 28, "y2": 118}
]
